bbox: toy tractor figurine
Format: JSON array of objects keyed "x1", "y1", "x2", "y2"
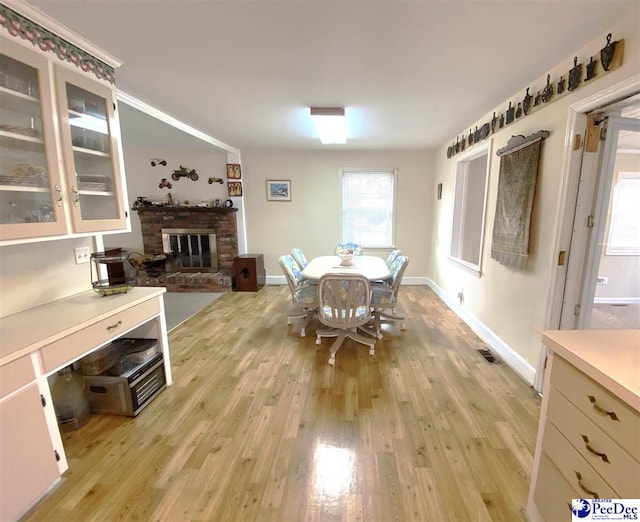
[
  {"x1": 171, "y1": 165, "x2": 199, "y2": 181},
  {"x1": 208, "y1": 177, "x2": 224, "y2": 184}
]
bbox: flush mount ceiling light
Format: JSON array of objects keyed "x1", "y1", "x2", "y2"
[{"x1": 310, "y1": 107, "x2": 346, "y2": 144}]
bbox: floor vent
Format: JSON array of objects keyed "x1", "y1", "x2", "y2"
[{"x1": 477, "y1": 348, "x2": 502, "y2": 364}]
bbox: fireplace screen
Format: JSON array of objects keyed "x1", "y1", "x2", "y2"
[{"x1": 161, "y1": 228, "x2": 218, "y2": 272}]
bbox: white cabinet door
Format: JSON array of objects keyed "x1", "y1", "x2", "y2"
[
  {"x1": 0, "y1": 384, "x2": 60, "y2": 521},
  {"x1": 54, "y1": 64, "x2": 127, "y2": 233},
  {"x1": 0, "y1": 37, "x2": 68, "y2": 240}
]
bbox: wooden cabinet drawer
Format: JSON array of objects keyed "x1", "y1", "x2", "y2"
[
  {"x1": 551, "y1": 355, "x2": 640, "y2": 462},
  {"x1": 548, "y1": 386, "x2": 640, "y2": 498},
  {"x1": 542, "y1": 421, "x2": 617, "y2": 500},
  {"x1": 0, "y1": 355, "x2": 36, "y2": 399},
  {"x1": 40, "y1": 298, "x2": 160, "y2": 373},
  {"x1": 534, "y1": 453, "x2": 579, "y2": 522}
]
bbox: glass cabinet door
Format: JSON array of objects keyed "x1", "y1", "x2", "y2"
[
  {"x1": 55, "y1": 66, "x2": 126, "y2": 233},
  {"x1": 0, "y1": 40, "x2": 67, "y2": 240}
]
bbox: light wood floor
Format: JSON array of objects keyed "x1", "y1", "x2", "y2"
[{"x1": 23, "y1": 285, "x2": 541, "y2": 522}]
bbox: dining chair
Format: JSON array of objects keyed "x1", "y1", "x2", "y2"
[
  {"x1": 279, "y1": 254, "x2": 319, "y2": 337},
  {"x1": 290, "y1": 248, "x2": 308, "y2": 270},
  {"x1": 315, "y1": 273, "x2": 376, "y2": 365},
  {"x1": 334, "y1": 242, "x2": 363, "y2": 256},
  {"x1": 372, "y1": 249, "x2": 401, "y2": 286},
  {"x1": 370, "y1": 255, "x2": 409, "y2": 339}
]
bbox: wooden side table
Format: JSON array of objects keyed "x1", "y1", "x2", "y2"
[{"x1": 233, "y1": 254, "x2": 265, "y2": 292}]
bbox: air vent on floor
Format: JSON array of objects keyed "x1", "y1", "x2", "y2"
[{"x1": 477, "y1": 348, "x2": 502, "y2": 364}]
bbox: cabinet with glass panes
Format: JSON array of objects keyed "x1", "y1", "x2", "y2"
[{"x1": 0, "y1": 32, "x2": 127, "y2": 243}]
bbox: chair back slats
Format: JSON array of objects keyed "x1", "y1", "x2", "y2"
[
  {"x1": 318, "y1": 274, "x2": 371, "y2": 328},
  {"x1": 291, "y1": 248, "x2": 308, "y2": 269},
  {"x1": 386, "y1": 249, "x2": 401, "y2": 267},
  {"x1": 335, "y1": 242, "x2": 363, "y2": 256}
]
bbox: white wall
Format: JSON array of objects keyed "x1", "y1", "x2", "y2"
[
  {"x1": 428, "y1": 14, "x2": 640, "y2": 377},
  {"x1": 0, "y1": 235, "x2": 93, "y2": 317},
  {"x1": 239, "y1": 149, "x2": 433, "y2": 280}
]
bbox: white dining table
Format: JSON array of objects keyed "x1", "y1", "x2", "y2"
[{"x1": 302, "y1": 255, "x2": 391, "y2": 281}]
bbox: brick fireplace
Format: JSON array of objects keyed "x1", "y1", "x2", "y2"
[{"x1": 135, "y1": 206, "x2": 239, "y2": 292}]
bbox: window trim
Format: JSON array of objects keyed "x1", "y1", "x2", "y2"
[
  {"x1": 339, "y1": 168, "x2": 397, "y2": 249},
  {"x1": 447, "y1": 141, "x2": 491, "y2": 277}
]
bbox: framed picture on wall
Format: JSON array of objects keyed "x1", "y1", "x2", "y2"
[
  {"x1": 266, "y1": 180, "x2": 291, "y2": 201},
  {"x1": 228, "y1": 182, "x2": 242, "y2": 197},
  {"x1": 226, "y1": 163, "x2": 241, "y2": 179}
]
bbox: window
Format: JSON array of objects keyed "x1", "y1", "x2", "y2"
[
  {"x1": 449, "y1": 143, "x2": 490, "y2": 276},
  {"x1": 606, "y1": 171, "x2": 640, "y2": 255},
  {"x1": 340, "y1": 169, "x2": 396, "y2": 248}
]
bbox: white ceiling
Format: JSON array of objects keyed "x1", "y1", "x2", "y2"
[{"x1": 25, "y1": 0, "x2": 640, "y2": 152}]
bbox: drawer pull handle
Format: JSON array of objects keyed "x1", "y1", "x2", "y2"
[
  {"x1": 587, "y1": 395, "x2": 620, "y2": 421},
  {"x1": 581, "y1": 434, "x2": 610, "y2": 463},
  {"x1": 106, "y1": 320, "x2": 122, "y2": 331},
  {"x1": 574, "y1": 471, "x2": 599, "y2": 498}
]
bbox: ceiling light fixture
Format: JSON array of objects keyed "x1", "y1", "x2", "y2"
[{"x1": 310, "y1": 107, "x2": 346, "y2": 144}]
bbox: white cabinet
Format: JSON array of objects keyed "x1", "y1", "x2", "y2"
[
  {"x1": 0, "y1": 287, "x2": 171, "y2": 520},
  {"x1": 0, "y1": 360, "x2": 60, "y2": 522},
  {"x1": 0, "y1": 33, "x2": 127, "y2": 243},
  {"x1": 527, "y1": 330, "x2": 640, "y2": 521}
]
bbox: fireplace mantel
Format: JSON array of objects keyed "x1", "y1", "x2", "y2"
[{"x1": 135, "y1": 206, "x2": 238, "y2": 215}]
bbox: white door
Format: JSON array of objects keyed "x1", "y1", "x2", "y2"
[{"x1": 560, "y1": 104, "x2": 640, "y2": 329}]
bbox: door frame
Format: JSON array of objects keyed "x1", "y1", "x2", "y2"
[{"x1": 534, "y1": 74, "x2": 640, "y2": 392}]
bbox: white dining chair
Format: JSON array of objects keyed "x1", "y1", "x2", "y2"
[
  {"x1": 279, "y1": 254, "x2": 318, "y2": 337},
  {"x1": 370, "y1": 255, "x2": 409, "y2": 339},
  {"x1": 315, "y1": 273, "x2": 376, "y2": 365}
]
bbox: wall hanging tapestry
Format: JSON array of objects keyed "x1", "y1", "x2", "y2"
[{"x1": 491, "y1": 131, "x2": 548, "y2": 268}]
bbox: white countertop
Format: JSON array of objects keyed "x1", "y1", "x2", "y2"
[
  {"x1": 0, "y1": 287, "x2": 166, "y2": 366},
  {"x1": 542, "y1": 329, "x2": 640, "y2": 411}
]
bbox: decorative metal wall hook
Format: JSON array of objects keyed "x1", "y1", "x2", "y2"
[
  {"x1": 541, "y1": 74, "x2": 553, "y2": 103},
  {"x1": 600, "y1": 33, "x2": 618, "y2": 71},
  {"x1": 523, "y1": 89, "x2": 532, "y2": 115},
  {"x1": 568, "y1": 57, "x2": 582, "y2": 91},
  {"x1": 585, "y1": 56, "x2": 597, "y2": 81}
]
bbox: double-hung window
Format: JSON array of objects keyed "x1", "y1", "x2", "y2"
[{"x1": 340, "y1": 168, "x2": 396, "y2": 248}]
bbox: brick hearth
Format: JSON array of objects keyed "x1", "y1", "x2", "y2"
[{"x1": 135, "y1": 206, "x2": 239, "y2": 292}]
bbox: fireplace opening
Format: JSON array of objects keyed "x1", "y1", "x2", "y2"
[{"x1": 161, "y1": 228, "x2": 218, "y2": 272}]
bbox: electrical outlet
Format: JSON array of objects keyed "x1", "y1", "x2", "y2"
[
  {"x1": 597, "y1": 276, "x2": 608, "y2": 285},
  {"x1": 74, "y1": 246, "x2": 91, "y2": 264}
]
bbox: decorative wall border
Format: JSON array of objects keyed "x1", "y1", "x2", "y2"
[
  {"x1": 0, "y1": 3, "x2": 115, "y2": 84},
  {"x1": 446, "y1": 33, "x2": 625, "y2": 159}
]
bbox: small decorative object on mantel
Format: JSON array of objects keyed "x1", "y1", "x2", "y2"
[
  {"x1": 208, "y1": 177, "x2": 224, "y2": 184},
  {"x1": 150, "y1": 158, "x2": 167, "y2": 167},
  {"x1": 445, "y1": 31, "x2": 624, "y2": 159},
  {"x1": 171, "y1": 165, "x2": 199, "y2": 181}
]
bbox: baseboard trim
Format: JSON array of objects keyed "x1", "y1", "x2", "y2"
[
  {"x1": 426, "y1": 278, "x2": 536, "y2": 387},
  {"x1": 593, "y1": 297, "x2": 640, "y2": 305}
]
